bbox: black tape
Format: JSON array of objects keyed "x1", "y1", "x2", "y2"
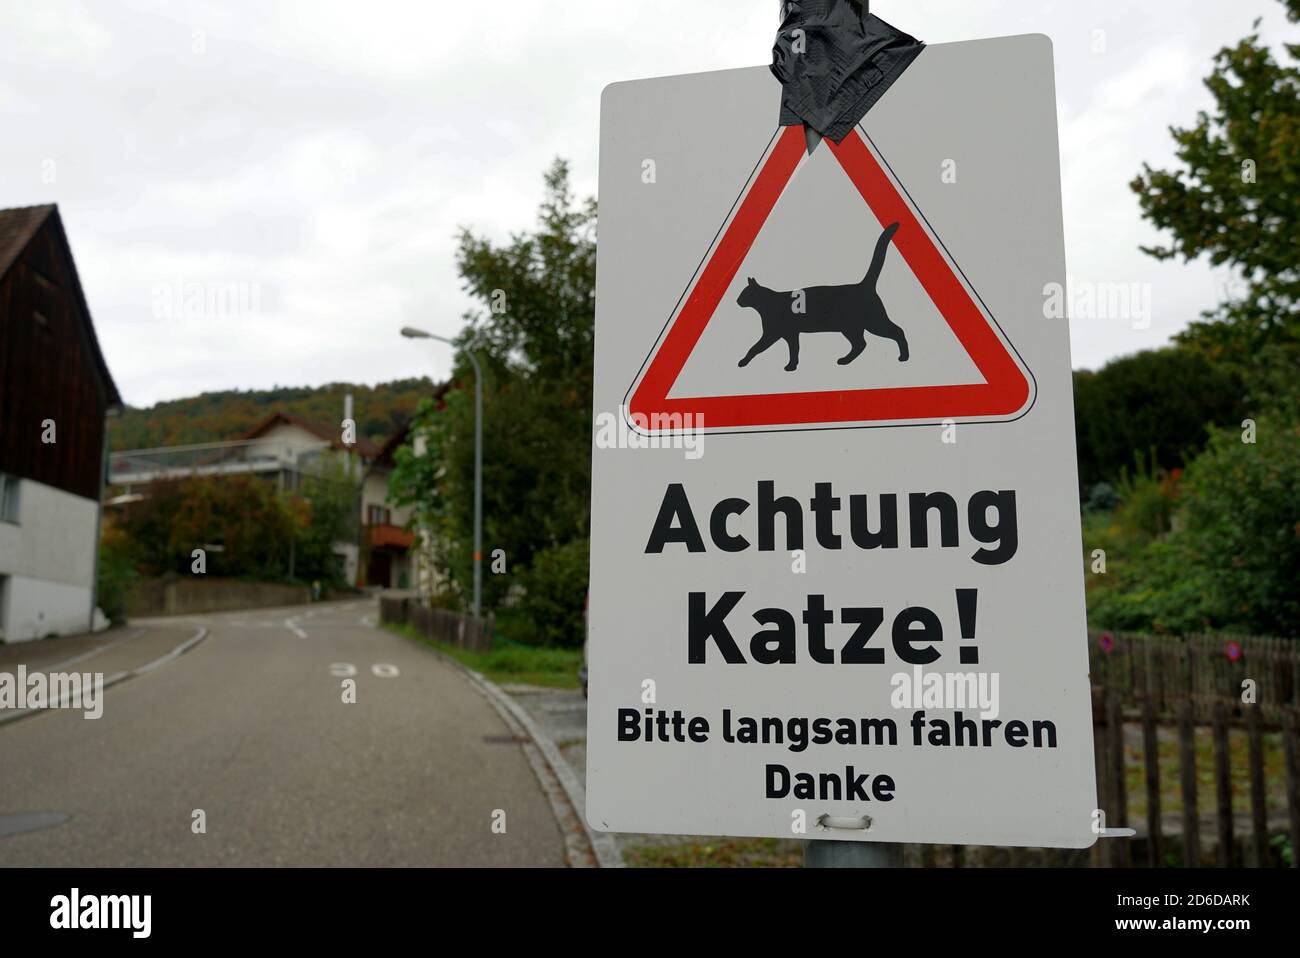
[{"x1": 771, "y1": 0, "x2": 924, "y2": 144}]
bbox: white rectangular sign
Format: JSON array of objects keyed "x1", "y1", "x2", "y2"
[{"x1": 587, "y1": 35, "x2": 1097, "y2": 847}]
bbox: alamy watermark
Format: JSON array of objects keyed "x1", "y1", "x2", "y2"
[
  {"x1": 0, "y1": 667, "x2": 103, "y2": 719},
  {"x1": 1043, "y1": 276, "x2": 1152, "y2": 329},
  {"x1": 50, "y1": 888, "x2": 150, "y2": 938},
  {"x1": 152, "y1": 280, "x2": 261, "y2": 321},
  {"x1": 594, "y1": 405, "x2": 705, "y2": 460}
]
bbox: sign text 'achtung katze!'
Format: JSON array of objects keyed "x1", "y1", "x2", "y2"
[{"x1": 644, "y1": 481, "x2": 1013, "y2": 666}]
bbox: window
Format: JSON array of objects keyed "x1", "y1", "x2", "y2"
[
  {"x1": 0, "y1": 474, "x2": 19, "y2": 523},
  {"x1": 367, "y1": 504, "x2": 391, "y2": 526}
]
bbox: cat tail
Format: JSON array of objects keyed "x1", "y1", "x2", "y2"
[{"x1": 863, "y1": 222, "x2": 900, "y2": 284}]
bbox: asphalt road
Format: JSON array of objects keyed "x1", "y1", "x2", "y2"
[{"x1": 0, "y1": 600, "x2": 566, "y2": 866}]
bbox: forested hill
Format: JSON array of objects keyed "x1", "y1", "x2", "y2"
[{"x1": 107, "y1": 378, "x2": 438, "y2": 452}]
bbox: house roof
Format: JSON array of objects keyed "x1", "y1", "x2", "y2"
[
  {"x1": 0, "y1": 204, "x2": 52, "y2": 277},
  {"x1": 242, "y1": 410, "x2": 382, "y2": 459},
  {"x1": 372, "y1": 421, "x2": 410, "y2": 470},
  {"x1": 368, "y1": 381, "x2": 453, "y2": 472},
  {"x1": 0, "y1": 203, "x2": 121, "y2": 408}
]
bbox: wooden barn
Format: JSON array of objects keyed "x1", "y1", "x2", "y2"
[{"x1": 0, "y1": 204, "x2": 122, "y2": 641}]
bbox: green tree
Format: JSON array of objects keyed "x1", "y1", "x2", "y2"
[
  {"x1": 1131, "y1": 0, "x2": 1300, "y2": 372},
  {"x1": 290, "y1": 457, "x2": 361, "y2": 585},
  {"x1": 123, "y1": 475, "x2": 297, "y2": 579},
  {"x1": 1105, "y1": 0, "x2": 1300, "y2": 638},
  {"x1": 390, "y1": 161, "x2": 594, "y2": 640},
  {"x1": 457, "y1": 160, "x2": 596, "y2": 382},
  {"x1": 1072, "y1": 347, "x2": 1243, "y2": 492},
  {"x1": 108, "y1": 378, "x2": 434, "y2": 452}
]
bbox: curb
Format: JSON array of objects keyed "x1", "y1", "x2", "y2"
[
  {"x1": 457, "y1": 666, "x2": 624, "y2": 869},
  {"x1": 0, "y1": 626, "x2": 209, "y2": 726},
  {"x1": 388, "y1": 627, "x2": 622, "y2": 868},
  {"x1": 470, "y1": 674, "x2": 600, "y2": 868}
]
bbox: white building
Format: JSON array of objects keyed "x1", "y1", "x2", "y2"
[
  {"x1": 362, "y1": 428, "x2": 418, "y2": 589},
  {"x1": 0, "y1": 205, "x2": 122, "y2": 642},
  {"x1": 107, "y1": 405, "x2": 419, "y2": 590},
  {"x1": 241, "y1": 409, "x2": 379, "y2": 586}
]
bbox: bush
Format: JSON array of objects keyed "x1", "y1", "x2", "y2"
[
  {"x1": 1082, "y1": 455, "x2": 1179, "y2": 561},
  {"x1": 96, "y1": 524, "x2": 139, "y2": 625},
  {"x1": 1174, "y1": 415, "x2": 1300, "y2": 635},
  {"x1": 118, "y1": 469, "x2": 358, "y2": 586},
  {"x1": 516, "y1": 538, "x2": 589, "y2": 648},
  {"x1": 122, "y1": 475, "x2": 297, "y2": 578},
  {"x1": 1087, "y1": 415, "x2": 1300, "y2": 636},
  {"x1": 1073, "y1": 347, "x2": 1242, "y2": 493},
  {"x1": 1086, "y1": 536, "x2": 1217, "y2": 635}
]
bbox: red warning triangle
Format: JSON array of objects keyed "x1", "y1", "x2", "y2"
[{"x1": 625, "y1": 125, "x2": 1034, "y2": 433}]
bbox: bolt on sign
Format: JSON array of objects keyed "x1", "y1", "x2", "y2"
[{"x1": 587, "y1": 35, "x2": 1097, "y2": 847}]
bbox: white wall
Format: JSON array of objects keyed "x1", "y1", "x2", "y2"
[
  {"x1": 362, "y1": 469, "x2": 413, "y2": 526},
  {"x1": 255, "y1": 421, "x2": 331, "y2": 456},
  {"x1": 1, "y1": 575, "x2": 93, "y2": 642},
  {"x1": 0, "y1": 478, "x2": 98, "y2": 641},
  {"x1": 333, "y1": 541, "x2": 358, "y2": 587}
]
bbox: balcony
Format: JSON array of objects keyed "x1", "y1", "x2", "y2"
[
  {"x1": 108, "y1": 439, "x2": 333, "y2": 486},
  {"x1": 367, "y1": 523, "x2": 414, "y2": 551}
]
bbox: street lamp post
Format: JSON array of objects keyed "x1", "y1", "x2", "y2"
[{"x1": 400, "y1": 326, "x2": 483, "y2": 619}]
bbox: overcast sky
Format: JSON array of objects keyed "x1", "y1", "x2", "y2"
[{"x1": 1, "y1": 0, "x2": 1292, "y2": 409}]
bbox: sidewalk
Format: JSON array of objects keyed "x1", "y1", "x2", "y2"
[
  {"x1": 0, "y1": 623, "x2": 202, "y2": 715},
  {"x1": 502, "y1": 684, "x2": 803, "y2": 867}
]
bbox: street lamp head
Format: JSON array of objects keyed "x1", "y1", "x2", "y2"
[{"x1": 402, "y1": 326, "x2": 457, "y2": 347}]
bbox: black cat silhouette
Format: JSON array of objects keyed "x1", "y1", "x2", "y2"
[{"x1": 735, "y1": 222, "x2": 908, "y2": 372}]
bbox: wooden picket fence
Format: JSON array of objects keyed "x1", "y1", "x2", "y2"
[
  {"x1": 378, "y1": 595, "x2": 493, "y2": 653},
  {"x1": 1088, "y1": 630, "x2": 1300, "y2": 720},
  {"x1": 922, "y1": 630, "x2": 1300, "y2": 868},
  {"x1": 1086, "y1": 629, "x2": 1300, "y2": 868}
]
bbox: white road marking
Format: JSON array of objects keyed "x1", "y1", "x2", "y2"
[
  {"x1": 371, "y1": 664, "x2": 399, "y2": 677},
  {"x1": 132, "y1": 628, "x2": 209, "y2": 674},
  {"x1": 284, "y1": 618, "x2": 308, "y2": 638}
]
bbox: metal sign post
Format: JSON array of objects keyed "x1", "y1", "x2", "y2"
[{"x1": 806, "y1": 840, "x2": 903, "y2": 868}]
